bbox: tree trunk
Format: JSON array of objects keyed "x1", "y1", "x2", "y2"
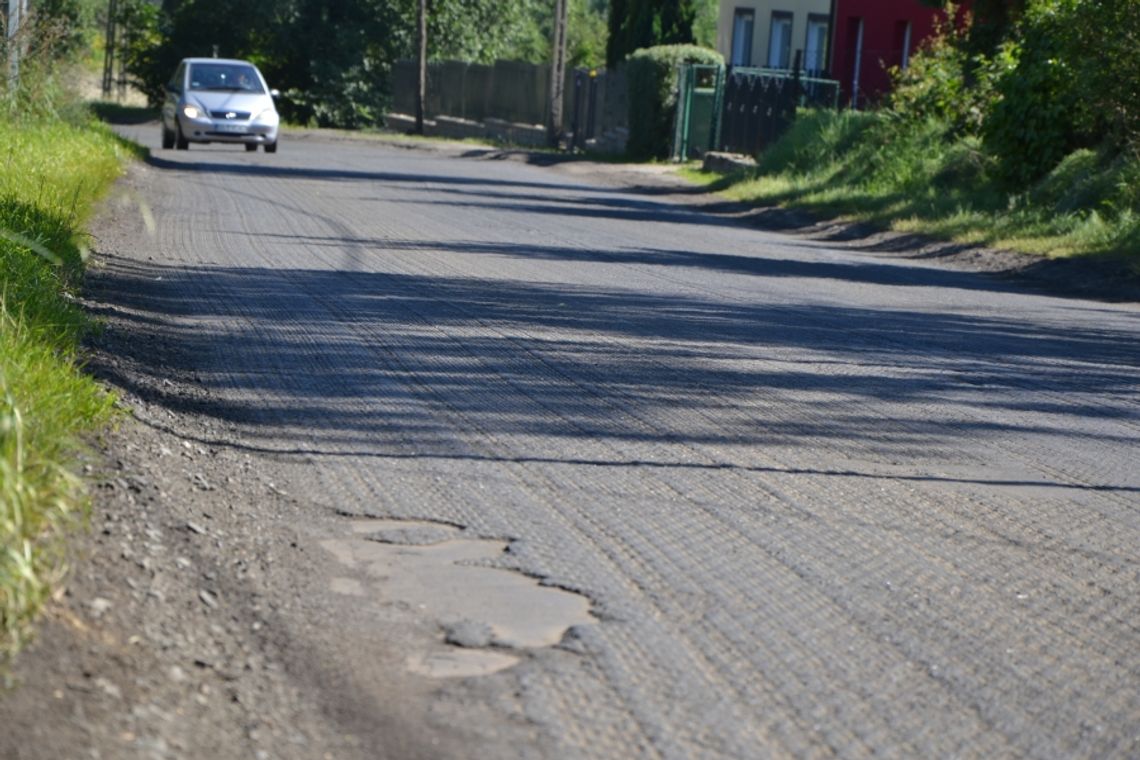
[
  {"x1": 547, "y1": 0, "x2": 568, "y2": 149},
  {"x1": 415, "y1": 0, "x2": 427, "y2": 135}
]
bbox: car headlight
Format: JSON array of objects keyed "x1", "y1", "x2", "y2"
[
  {"x1": 251, "y1": 108, "x2": 278, "y2": 124},
  {"x1": 182, "y1": 104, "x2": 203, "y2": 119}
]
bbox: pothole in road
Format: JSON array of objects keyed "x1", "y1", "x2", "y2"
[{"x1": 320, "y1": 519, "x2": 593, "y2": 678}]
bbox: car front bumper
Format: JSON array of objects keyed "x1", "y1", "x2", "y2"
[{"x1": 178, "y1": 114, "x2": 278, "y2": 144}]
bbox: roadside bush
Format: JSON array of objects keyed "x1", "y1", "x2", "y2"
[
  {"x1": 687, "y1": 0, "x2": 1140, "y2": 266},
  {"x1": 755, "y1": 109, "x2": 876, "y2": 176},
  {"x1": 1061, "y1": 0, "x2": 1140, "y2": 153},
  {"x1": 887, "y1": 7, "x2": 1013, "y2": 137},
  {"x1": 833, "y1": 116, "x2": 985, "y2": 201},
  {"x1": 982, "y1": 0, "x2": 1140, "y2": 185},
  {"x1": 625, "y1": 44, "x2": 722, "y2": 159},
  {"x1": 981, "y1": 2, "x2": 1078, "y2": 185}
]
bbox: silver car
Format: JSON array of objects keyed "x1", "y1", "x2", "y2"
[{"x1": 161, "y1": 57, "x2": 280, "y2": 152}]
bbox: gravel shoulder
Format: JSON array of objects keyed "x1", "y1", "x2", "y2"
[{"x1": 0, "y1": 159, "x2": 456, "y2": 759}]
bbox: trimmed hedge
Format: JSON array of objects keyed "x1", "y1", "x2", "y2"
[{"x1": 625, "y1": 44, "x2": 723, "y2": 160}]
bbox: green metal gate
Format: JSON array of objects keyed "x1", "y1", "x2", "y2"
[
  {"x1": 672, "y1": 63, "x2": 842, "y2": 161},
  {"x1": 671, "y1": 65, "x2": 724, "y2": 161}
]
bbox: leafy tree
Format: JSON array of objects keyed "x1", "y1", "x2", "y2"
[
  {"x1": 28, "y1": 0, "x2": 97, "y2": 55},
  {"x1": 118, "y1": 0, "x2": 611, "y2": 127},
  {"x1": 568, "y1": 0, "x2": 609, "y2": 67},
  {"x1": 606, "y1": 0, "x2": 697, "y2": 68},
  {"x1": 690, "y1": 0, "x2": 717, "y2": 50},
  {"x1": 624, "y1": 43, "x2": 720, "y2": 158},
  {"x1": 116, "y1": 0, "x2": 166, "y2": 105},
  {"x1": 261, "y1": 0, "x2": 399, "y2": 127},
  {"x1": 1061, "y1": 0, "x2": 1140, "y2": 151},
  {"x1": 982, "y1": 0, "x2": 1140, "y2": 183},
  {"x1": 888, "y1": 8, "x2": 1012, "y2": 136}
]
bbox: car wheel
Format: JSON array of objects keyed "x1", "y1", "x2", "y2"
[
  {"x1": 245, "y1": 144, "x2": 258, "y2": 152},
  {"x1": 175, "y1": 122, "x2": 189, "y2": 150},
  {"x1": 264, "y1": 141, "x2": 277, "y2": 154},
  {"x1": 161, "y1": 123, "x2": 175, "y2": 150}
]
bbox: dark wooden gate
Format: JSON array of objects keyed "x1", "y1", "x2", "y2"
[{"x1": 718, "y1": 68, "x2": 798, "y2": 156}]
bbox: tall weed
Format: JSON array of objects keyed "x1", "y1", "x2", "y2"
[
  {"x1": 698, "y1": 108, "x2": 1140, "y2": 265},
  {"x1": 0, "y1": 114, "x2": 126, "y2": 662}
]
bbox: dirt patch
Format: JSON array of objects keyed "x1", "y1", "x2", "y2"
[
  {"x1": 0, "y1": 193, "x2": 447, "y2": 759},
  {"x1": 321, "y1": 518, "x2": 593, "y2": 677},
  {"x1": 0, "y1": 363, "x2": 356, "y2": 759}
]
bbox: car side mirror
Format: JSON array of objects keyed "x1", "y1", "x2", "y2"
[{"x1": 269, "y1": 89, "x2": 280, "y2": 98}]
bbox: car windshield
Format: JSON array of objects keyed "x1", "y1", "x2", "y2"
[{"x1": 188, "y1": 63, "x2": 265, "y2": 93}]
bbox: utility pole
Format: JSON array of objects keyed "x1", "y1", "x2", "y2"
[
  {"x1": 546, "y1": 0, "x2": 568, "y2": 149},
  {"x1": 7, "y1": 0, "x2": 28, "y2": 89},
  {"x1": 102, "y1": 0, "x2": 118, "y2": 97},
  {"x1": 414, "y1": 0, "x2": 426, "y2": 134}
]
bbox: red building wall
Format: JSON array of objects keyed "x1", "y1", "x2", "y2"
[{"x1": 829, "y1": 0, "x2": 968, "y2": 107}]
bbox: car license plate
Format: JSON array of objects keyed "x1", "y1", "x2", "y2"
[{"x1": 214, "y1": 123, "x2": 246, "y2": 133}]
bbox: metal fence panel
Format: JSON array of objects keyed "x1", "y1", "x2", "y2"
[
  {"x1": 389, "y1": 59, "x2": 630, "y2": 153},
  {"x1": 719, "y1": 69, "x2": 797, "y2": 156},
  {"x1": 489, "y1": 60, "x2": 549, "y2": 125}
]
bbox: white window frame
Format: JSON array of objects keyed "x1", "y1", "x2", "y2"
[
  {"x1": 767, "y1": 12, "x2": 793, "y2": 69},
  {"x1": 900, "y1": 21, "x2": 913, "y2": 69},
  {"x1": 730, "y1": 8, "x2": 755, "y2": 67},
  {"x1": 804, "y1": 14, "x2": 829, "y2": 75}
]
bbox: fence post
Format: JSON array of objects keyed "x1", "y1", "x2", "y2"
[
  {"x1": 7, "y1": 0, "x2": 28, "y2": 89},
  {"x1": 671, "y1": 64, "x2": 692, "y2": 161},
  {"x1": 710, "y1": 64, "x2": 726, "y2": 153},
  {"x1": 792, "y1": 50, "x2": 801, "y2": 111},
  {"x1": 571, "y1": 69, "x2": 583, "y2": 152},
  {"x1": 585, "y1": 69, "x2": 598, "y2": 142}
]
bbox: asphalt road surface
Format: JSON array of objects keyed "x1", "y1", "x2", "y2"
[{"x1": 48, "y1": 128, "x2": 1140, "y2": 757}]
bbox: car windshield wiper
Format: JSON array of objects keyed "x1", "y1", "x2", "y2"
[{"x1": 199, "y1": 85, "x2": 245, "y2": 91}]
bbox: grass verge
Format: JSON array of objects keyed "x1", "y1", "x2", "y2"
[
  {"x1": 1, "y1": 113, "x2": 133, "y2": 664},
  {"x1": 681, "y1": 109, "x2": 1140, "y2": 276}
]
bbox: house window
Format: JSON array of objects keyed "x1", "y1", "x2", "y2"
[
  {"x1": 896, "y1": 20, "x2": 913, "y2": 69},
  {"x1": 731, "y1": 9, "x2": 755, "y2": 67},
  {"x1": 804, "y1": 14, "x2": 829, "y2": 75},
  {"x1": 767, "y1": 12, "x2": 793, "y2": 69},
  {"x1": 848, "y1": 17, "x2": 864, "y2": 108}
]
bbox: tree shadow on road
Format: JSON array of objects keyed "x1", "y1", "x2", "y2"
[{"x1": 84, "y1": 251, "x2": 1140, "y2": 498}]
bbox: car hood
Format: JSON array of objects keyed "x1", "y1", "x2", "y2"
[{"x1": 186, "y1": 91, "x2": 274, "y2": 113}]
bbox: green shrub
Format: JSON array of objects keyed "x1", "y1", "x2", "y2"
[
  {"x1": 888, "y1": 6, "x2": 1013, "y2": 137},
  {"x1": 982, "y1": 0, "x2": 1140, "y2": 184},
  {"x1": 981, "y1": 2, "x2": 1079, "y2": 185},
  {"x1": 1061, "y1": 0, "x2": 1140, "y2": 152},
  {"x1": 832, "y1": 116, "x2": 977, "y2": 199},
  {"x1": 756, "y1": 109, "x2": 876, "y2": 175},
  {"x1": 625, "y1": 44, "x2": 722, "y2": 160}
]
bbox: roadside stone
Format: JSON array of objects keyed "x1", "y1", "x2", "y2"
[
  {"x1": 89, "y1": 597, "x2": 113, "y2": 619},
  {"x1": 93, "y1": 677, "x2": 122, "y2": 699},
  {"x1": 702, "y1": 151, "x2": 756, "y2": 174},
  {"x1": 444, "y1": 619, "x2": 495, "y2": 648}
]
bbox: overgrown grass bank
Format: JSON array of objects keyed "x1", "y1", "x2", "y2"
[
  {"x1": 1, "y1": 114, "x2": 131, "y2": 662},
  {"x1": 684, "y1": 109, "x2": 1140, "y2": 272}
]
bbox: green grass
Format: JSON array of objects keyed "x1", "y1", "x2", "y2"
[
  {"x1": 1, "y1": 113, "x2": 129, "y2": 663},
  {"x1": 682, "y1": 109, "x2": 1140, "y2": 276}
]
